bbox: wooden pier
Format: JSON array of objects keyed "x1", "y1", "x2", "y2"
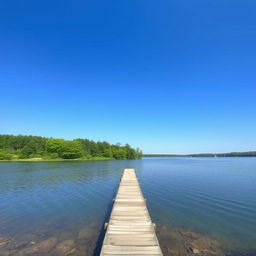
[{"x1": 100, "y1": 168, "x2": 163, "y2": 256}]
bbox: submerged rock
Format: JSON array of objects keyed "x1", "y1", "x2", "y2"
[
  {"x1": 0, "y1": 238, "x2": 12, "y2": 256},
  {"x1": 78, "y1": 227, "x2": 95, "y2": 240},
  {"x1": 52, "y1": 239, "x2": 76, "y2": 256},
  {"x1": 0, "y1": 236, "x2": 10, "y2": 248},
  {"x1": 184, "y1": 237, "x2": 224, "y2": 255},
  {"x1": 0, "y1": 236, "x2": 17, "y2": 251},
  {"x1": 75, "y1": 226, "x2": 99, "y2": 256},
  {"x1": 0, "y1": 249, "x2": 11, "y2": 256},
  {"x1": 17, "y1": 237, "x2": 57, "y2": 255},
  {"x1": 156, "y1": 225, "x2": 225, "y2": 256},
  {"x1": 179, "y1": 230, "x2": 201, "y2": 239},
  {"x1": 192, "y1": 248, "x2": 200, "y2": 254},
  {"x1": 57, "y1": 231, "x2": 73, "y2": 241}
]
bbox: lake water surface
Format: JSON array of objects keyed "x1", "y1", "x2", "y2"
[{"x1": 0, "y1": 157, "x2": 255, "y2": 255}]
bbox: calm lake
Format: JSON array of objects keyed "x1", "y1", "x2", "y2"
[{"x1": 0, "y1": 157, "x2": 255, "y2": 255}]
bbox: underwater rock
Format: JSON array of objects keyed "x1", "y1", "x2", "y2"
[
  {"x1": 0, "y1": 249, "x2": 11, "y2": 256},
  {"x1": 57, "y1": 231, "x2": 73, "y2": 241},
  {"x1": 0, "y1": 236, "x2": 10, "y2": 248},
  {"x1": 0, "y1": 236, "x2": 17, "y2": 251},
  {"x1": 156, "y1": 225, "x2": 225, "y2": 256},
  {"x1": 17, "y1": 237, "x2": 57, "y2": 255},
  {"x1": 52, "y1": 239, "x2": 76, "y2": 256},
  {"x1": 76, "y1": 226, "x2": 98, "y2": 256},
  {"x1": 184, "y1": 237, "x2": 224, "y2": 255},
  {"x1": 192, "y1": 248, "x2": 200, "y2": 254},
  {"x1": 179, "y1": 230, "x2": 201, "y2": 239},
  {"x1": 78, "y1": 227, "x2": 95, "y2": 240}
]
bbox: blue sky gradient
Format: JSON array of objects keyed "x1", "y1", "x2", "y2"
[{"x1": 1, "y1": 0, "x2": 256, "y2": 154}]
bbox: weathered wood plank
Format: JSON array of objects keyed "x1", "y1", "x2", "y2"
[{"x1": 100, "y1": 168, "x2": 163, "y2": 256}]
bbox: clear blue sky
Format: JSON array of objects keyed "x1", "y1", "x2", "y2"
[{"x1": 0, "y1": 1, "x2": 256, "y2": 154}]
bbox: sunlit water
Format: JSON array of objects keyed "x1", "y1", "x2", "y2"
[{"x1": 0, "y1": 158, "x2": 255, "y2": 255}]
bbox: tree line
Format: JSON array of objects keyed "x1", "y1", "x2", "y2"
[
  {"x1": 144, "y1": 152, "x2": 256, "y2": 157},
  {"x1": 0, "y1": 134, "x2": 143, "y2": 160},
  {"x1": 187, "y1": 152, "x2": 256, "y2": 157}
]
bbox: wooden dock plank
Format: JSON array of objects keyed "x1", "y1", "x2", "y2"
[{"x1": 100, "y1": 168, "x2": 163, "y2": 256}]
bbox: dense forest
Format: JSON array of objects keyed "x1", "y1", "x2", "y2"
[
  {"x1": 0, "y1": 135, "x2": 143, "y2": 160},
  {"x1": 144, "y1": 152, "x2": 256, "y2": 157}
]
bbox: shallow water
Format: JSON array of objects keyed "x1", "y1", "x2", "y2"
[{"x1": 0, "y1": 158, "x2": 256, "y2": 255}]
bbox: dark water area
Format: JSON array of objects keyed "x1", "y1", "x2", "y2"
[{"x1": 0, "y1": 157, "x2": 256, "y2": 255}]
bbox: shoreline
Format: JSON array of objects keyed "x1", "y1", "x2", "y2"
[
  {"x1": 0, "y1": 157, "x2": 116, "y2": 162},
  {"x1": 143, "y1": 152, "x2": 256, "y2": 157}
]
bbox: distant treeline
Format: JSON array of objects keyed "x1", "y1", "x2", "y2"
[
  {"x1": 144, "y1": 152, "x2": 256, "y2": 157},
  {"x1": 0, "y1": 134, "x2": 143, "y2": 160}
]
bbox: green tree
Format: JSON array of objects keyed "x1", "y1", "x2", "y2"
[
  {"x1": 113, "y1": 148, "x2": 127, "y2": 159},
  {"x1": 124, "y1": 144, "x2": 136, "y2": 159},
  {"x1": 0, "y1": 150, "x2": 13, "y2": 160},
  {"x1": 46, "y1": 139, "x2": 64, "y2": 155},
  {"x1": 58, "y1": 141, "x2": 83, "y2": 159},
  {"x1": 19, "y1": 142, "x2": 36, "y2": 158},
  {"x1": 136, "y1": 148, "x2": 143, "y2": 158},
  {"x1": 103, "y1": 148, "x2": 113, "y2": 158}
]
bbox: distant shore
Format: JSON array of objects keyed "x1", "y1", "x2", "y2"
[{"x1": 144, "y1": 151, "x2": 256, "y2": 157}]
